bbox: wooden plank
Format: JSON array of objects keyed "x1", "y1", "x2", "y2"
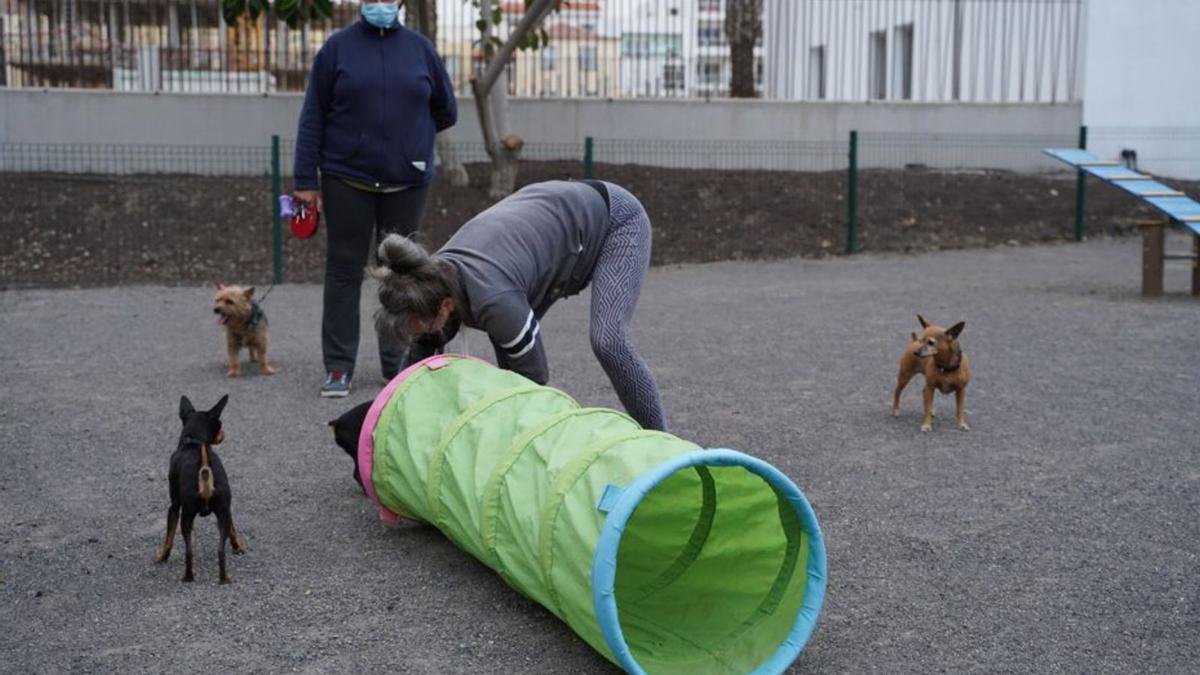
[
  {"x1": 1143, "y1": 221, "x2": 1165, "y2": 297},
  {"x1": 1194, "y1": 235, "x2": 1200, "y2": 297}
]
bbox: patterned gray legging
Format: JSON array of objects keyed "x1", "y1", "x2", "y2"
[{"x1": 590, "y1": 182, "x2": 666, "y2": 431}]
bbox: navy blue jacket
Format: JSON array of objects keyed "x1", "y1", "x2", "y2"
[{"x1": 294, "y1": 18, "x2": 457, "y2": 190}]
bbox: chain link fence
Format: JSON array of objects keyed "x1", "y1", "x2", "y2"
[{"x1": 3, "y1": 130, "x2": 1197, "y2": 289}]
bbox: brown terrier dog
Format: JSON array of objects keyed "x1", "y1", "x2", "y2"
[
  {"x1": 892, "y1": 314, "x2": 970, "y2": 432},
  {"x1": 212, "y1": 283, "x2": 275, "y2": 377}
]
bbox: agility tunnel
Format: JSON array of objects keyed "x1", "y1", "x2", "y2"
[{"x1": 358, "y1": 355, "x2": 826, "y2": 674}]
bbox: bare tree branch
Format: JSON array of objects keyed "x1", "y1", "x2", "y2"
[{"x1": 476, "y1": 0, "x2": 557, "y2": 95}]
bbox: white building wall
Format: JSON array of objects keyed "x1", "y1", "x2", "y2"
[
  {"x1": 0, "y1": 89, "x2": 1080, "y2": 173},
  {"x1": 764, "y1": 0, "x2": 1082, "y2": 104},
  {"x1": 1080, "y1": 0, "x2": 1200, "y2": 178}
]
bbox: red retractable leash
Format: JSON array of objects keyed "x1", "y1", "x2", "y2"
[{"x1": 280, "y1": 195, "x2": 320, "y2": 239}]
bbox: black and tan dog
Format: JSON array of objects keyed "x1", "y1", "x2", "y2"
[
  {"x1": 156, "y1": 395, "x2": 245, "y2": 583},
  {"x1": 213, "y1": 283, "x2": 275, "y2": 378},
  {"x1": 329, "y1": 401, "x2": 372, "y2": 492},
  {"x1": 892, "y1": 314, "x2": 971, "y2": 432}
]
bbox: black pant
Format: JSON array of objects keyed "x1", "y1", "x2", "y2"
[{"x1": 322, "y1": 177, "x2": 430, "y2": 379}]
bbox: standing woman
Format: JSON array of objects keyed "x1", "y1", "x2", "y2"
[
  {"x1": 372, "y1": 180, "x2": 667, "y2": 431},
  {"x1": 294, "y1": 0, "x2": 457, "y2": 398}
]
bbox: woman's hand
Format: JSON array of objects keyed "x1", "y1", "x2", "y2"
[{"x1": 293, "y1": 189, "x2": 322, "y2": 212}]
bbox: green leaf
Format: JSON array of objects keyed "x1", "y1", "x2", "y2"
[
  {"x1": 475, "y1": 19, "x2": 488, "y2": 32},
  {"x1": 221, "y1": 0, "x2": 247, "y2": 26}
]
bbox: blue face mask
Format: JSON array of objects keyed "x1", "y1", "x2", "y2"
[{"x1": 362, "y1": 2, "x2": 399, "y2": 29}]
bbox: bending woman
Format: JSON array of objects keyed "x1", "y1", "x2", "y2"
[{"x1": 373, "y1": 179, "x2": 666, "y2": 431}]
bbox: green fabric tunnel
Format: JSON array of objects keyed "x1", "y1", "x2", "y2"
[{"x1": 358, "y1": 355, "x2": 826, "y2": 674}]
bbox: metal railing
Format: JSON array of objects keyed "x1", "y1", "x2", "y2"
[{"x1": 2, "y1": 0, "x2": 1082, "y2": 101}]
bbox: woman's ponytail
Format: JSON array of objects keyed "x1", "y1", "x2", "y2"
[{"x1": 373, "y1": 234, "x2": 451, "y2": 344}]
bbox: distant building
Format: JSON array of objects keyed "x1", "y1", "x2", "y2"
[
  {"x1": 615, "y1": 0, "x2": 762, "y2": 99},
  {"x1": 0, "y1": 0, "x2": 355, "y2": 92}
]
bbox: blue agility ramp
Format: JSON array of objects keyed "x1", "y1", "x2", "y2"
[
  {"x1": 1044, "y1": 148, "x2": 1200, "y2": 295},
  {"x1": 1043, "y1": 148, "x2": 1200, "y2": 231}
]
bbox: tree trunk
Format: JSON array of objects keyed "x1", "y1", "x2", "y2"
[
  {"x1": 725, "y1": 0, "x2": 762, "y2": 98},
  {"x1": 407, "y1": 0, "x2": 469, "y2": 186},
  {"x1": 471, "y1": 0, "x2": 557, "y2": 198}
]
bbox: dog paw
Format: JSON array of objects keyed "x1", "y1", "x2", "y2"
[
  {"x1": 958, "y1": 422, "x2": 971, "y2": 432},
  {"x1": 890, "y1": 408, "x2": 900, "y2": 417},
  {"x1": 226, "y1": 370, "x2": 241, "y2": 378},
  {"x1": 219, "y1": 576, "x2": 232, "y2": 585},
  {"x1": 154, "y1": 549, "x2": 170, "y2": 563},
  {"x1": 920, "y1": 423, "x2": 933, "y2": 433},
  {"x1": 261, "y1": 366, "x2": 276, "y2": 376},
  {"x1": 181, "y1": 574, "x2": 194, "y2": 583}
]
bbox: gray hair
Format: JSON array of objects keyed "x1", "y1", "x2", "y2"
[{"x1": 372, "y1": 234, "x2": 452, "y2": 344}]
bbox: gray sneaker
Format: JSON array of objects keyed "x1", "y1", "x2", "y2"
[{"x1": 320, "y1": 371, "x2": 351, "y2": 398}]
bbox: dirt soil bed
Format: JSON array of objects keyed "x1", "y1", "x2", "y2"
[{"x1": 2, "y1": 161, "x2": 1195, "y2": 289}]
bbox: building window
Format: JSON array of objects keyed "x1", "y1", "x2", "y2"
[
  {"x1": 542, "y1": 46, "x2": 556, "y2": 71},
  {"x1": 808, "y1": 45, "x2": 825, "y2": 99},
  {"x1": 697, "y1": 57, "x2": 722, "y2": 85},
  {"x1": 869, "y1": 30, "x2": 887, "y2": 99},
  {"x1": 664, "y1": 63, "x2": 684, "y2": 91},
  {"x1": 697, "y1": 20, "x2": 725, "y2": 47},
  {"x1": 579, "y1": 46, "x2": 597, "y2": 72},
  {"x1": 622, "y1": 32, "x2": 683, "y2": 59},
  {"x1": 698, "y1": 0, "x2": 721, "y2": 11},
  {"x1": 893, "y1": 23, "x2": 914, "y2": 100}
]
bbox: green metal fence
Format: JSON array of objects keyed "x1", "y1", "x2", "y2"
[{"x1": 3, "y1": 130, "x2": 1197, "y2": 290}]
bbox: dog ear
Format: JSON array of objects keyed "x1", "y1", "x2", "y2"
[
  {"x1": 210, "y1": 394, "x2": 229, "y2": 419},
  {"x1": 910, "y1": 332, "x2": 918, "y2": 342},
  {"x1": 213, "y1": 281, "x2": 224, "y2": 290},
  {"x1": 179, "y1": 396, "x2": 195, "y2": 420},
  {"x1": 243, "y1": 287, "x2": 255, "y2": 299},
  {"x1": 916, "y1": 314, "x2": 930, "y2": 328},
  {"x1": 946, "y1": 321, "x2": 965, "y2": 338}
]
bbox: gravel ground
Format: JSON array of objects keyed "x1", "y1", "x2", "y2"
[{"x1": 1, "y1": 234, "x2": 1198, "y2": 674}]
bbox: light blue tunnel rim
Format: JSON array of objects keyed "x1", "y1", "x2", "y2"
[{"x1": 590, "y1": 449, "x2": 828, "y2": 675}]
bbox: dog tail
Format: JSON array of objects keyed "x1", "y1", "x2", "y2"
[{"x1": 198, "y1": 444, "x2": 215, "y2": 501}]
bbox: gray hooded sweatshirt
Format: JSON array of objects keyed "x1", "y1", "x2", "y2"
[{"x1": 435, "y1": 180, "x2": 611, "y2": 384}]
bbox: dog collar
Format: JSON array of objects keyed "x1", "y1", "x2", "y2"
[
  {"x1": 938, "y1": 358, "x2": 961, "y2": 374},
  {"x1": 179, "y1": 434, "x2": 207, "y2": 448}
]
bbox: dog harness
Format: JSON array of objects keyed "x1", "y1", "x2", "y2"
[{"x1": 234, "y1": 302, "x2": 267, "y2": 348}]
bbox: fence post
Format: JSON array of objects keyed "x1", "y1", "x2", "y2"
[
  {"x1": 1074, "y1": 125, "x2": 1088, "y2": 242},
  {"x1": 584, "y1": 136, "x2": 594, "y2": 179},
  {"x1": 847, "y1": 130, "x2": 859, "y2": 255},
  {"x1": 271, "y1": 135, "x2": 284, "y2": 285}
]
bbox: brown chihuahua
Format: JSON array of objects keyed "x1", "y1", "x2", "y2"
[
  {"x1": 892, "y1": 314, "x2": 971, "y2": 432},
  {"x1": 212, "y1": 283, "x2": 275, "y2": 377}
]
